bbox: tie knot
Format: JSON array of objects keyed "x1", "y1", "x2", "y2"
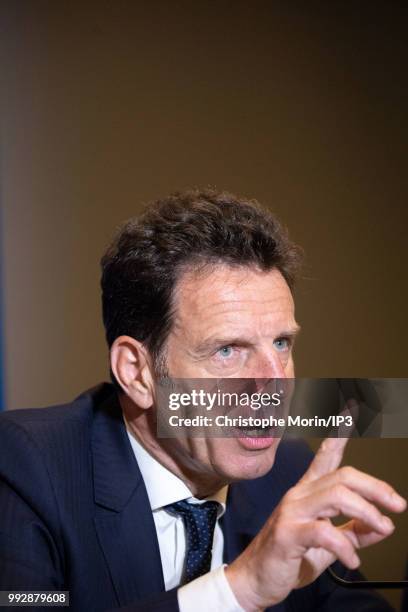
[{"x1": 167, "y1": 499, "x2": 220, "y2": 521}]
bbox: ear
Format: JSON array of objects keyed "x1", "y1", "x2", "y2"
[{"x1": 110, "y1": 336, "x2": 154, "y2": 409}]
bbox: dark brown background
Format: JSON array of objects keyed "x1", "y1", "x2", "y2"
[{"x1": 1, "y1": 1, "x2": 407, "y2": 607}]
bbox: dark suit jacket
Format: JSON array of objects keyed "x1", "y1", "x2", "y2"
[{"x1": 0, "y1": 383, "x2": 394, "y2": 611}]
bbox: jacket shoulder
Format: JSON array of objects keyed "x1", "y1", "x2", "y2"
[
  {"x1": 0, "y1": 383, "x2": 114, "y2": 447},
  {"x1": 0, "y1": 383, "x2": 116, "y2": 505}
]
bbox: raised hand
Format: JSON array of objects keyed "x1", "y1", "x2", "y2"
[{"x1": 225, "y1": 436, "x2": 407, "y2": 611}]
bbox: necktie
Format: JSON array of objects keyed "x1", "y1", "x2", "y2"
[{"x1": 165, "y1": 499, "x2": 220, "y2": 583}]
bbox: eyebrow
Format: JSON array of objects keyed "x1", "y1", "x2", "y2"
[
  {"x1": 282, "y1": 324, "x2": 302, "y2": 338},
  {"x1": 193, "y1": 325, "x2": 301, "y2": 357},
  {"x1": 194, "y1": 337, "x2": 253, "y2": 356}
]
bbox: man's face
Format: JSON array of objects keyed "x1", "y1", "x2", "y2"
[{"x1": 157, "y1": 264, "x2": 299, "y2": 484}]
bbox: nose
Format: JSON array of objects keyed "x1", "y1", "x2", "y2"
[
  {"x1": 248, "y1": 351, "x2": 288, "y2": 395},
  {"x1": 255, "y1": 351, "x2": 287, "y2": 378}
]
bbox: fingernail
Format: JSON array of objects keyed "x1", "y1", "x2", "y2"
[
  {"x1": 391, "y1": 492, "x2": 407, "y2": 509},
  {"x1": 381, "y1": 516, "x2": 394, "y2": 530}
]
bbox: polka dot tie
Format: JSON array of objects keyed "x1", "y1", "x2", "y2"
[{"x1": 165, "y1": 499, "x2": 220, "y2": 583}]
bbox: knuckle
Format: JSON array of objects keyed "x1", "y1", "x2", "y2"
[
  {"x1": 338, "y1": 465, "x2": 355, "y2": 481},
  {"x1": 319, "y1": 524, "x2": 350, "y2": 555},
  {"x1": 314, "y1": 520, "x2": 330, "y2": 540},
  {"x1": 315, "y1": 521, "x2": 336, "y2": 549},
  {"x1": 366, "y1": 502, "x2": 381, "y2": 522},
  {"x1": 331, "y1": 483, "x2": 347, "y2": 502}
]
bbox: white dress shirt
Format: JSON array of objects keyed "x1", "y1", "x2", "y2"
[{"x1": 126, "y1": 426, "x2": 244, "y2": 612}]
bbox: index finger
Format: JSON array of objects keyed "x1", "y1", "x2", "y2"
[{"x1": 299, "y1": 436, "x2": 349, "y2": 484}]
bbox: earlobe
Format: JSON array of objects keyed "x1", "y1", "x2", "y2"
[{"x1": 110, "y1": 336, "x2": 154, "y2": 409}]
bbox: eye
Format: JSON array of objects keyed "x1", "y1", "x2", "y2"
[
  {"x1": 217, "y1": 346, "x2": 234, "y2": 359},
  {"x1": 274, "y1": 337, "x2": 291, "y2": 352}
]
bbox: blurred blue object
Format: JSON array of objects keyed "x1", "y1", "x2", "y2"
[{"x1": 0, "y1": 213, "x2": 4, "y2": 411}]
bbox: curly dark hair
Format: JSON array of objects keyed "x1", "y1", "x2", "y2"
[{"x1": 101, "y1": 188, "x2": 302, "y2": 379}]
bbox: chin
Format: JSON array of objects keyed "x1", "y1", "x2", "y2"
[{"x1": 217, "y1": 439, "x2": 280, "y2": 482}]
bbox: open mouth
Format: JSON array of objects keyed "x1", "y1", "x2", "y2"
[{"x1": 235, "y1": 425, "x2": 274, "y2": 437}]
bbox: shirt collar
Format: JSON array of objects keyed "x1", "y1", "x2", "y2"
[{"x1": 126, "y1": 423, "x2": 228, "y2": 517}]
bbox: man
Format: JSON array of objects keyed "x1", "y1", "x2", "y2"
[{"x1": 0, "y1": 189, "x2": 405, "y2": 611}]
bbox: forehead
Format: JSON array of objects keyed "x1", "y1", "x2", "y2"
[{"x1": 172, "y1": 264, "x2": 295, "y2": 338}]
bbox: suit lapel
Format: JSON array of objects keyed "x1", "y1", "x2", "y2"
[
  {"x1": 91, "y1": 390, "x2": 165, "y2": 607},
  {"x1": 221, "y1": 481, "x2": 257, "y2": 564}
]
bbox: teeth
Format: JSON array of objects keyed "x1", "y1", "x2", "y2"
[{"x1": 238, "y1": 427, "x2": 271, "y2": 437}]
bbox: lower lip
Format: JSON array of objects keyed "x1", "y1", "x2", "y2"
[{"x1": 236, "y1": 433, "x2": 278, "y2": 450}]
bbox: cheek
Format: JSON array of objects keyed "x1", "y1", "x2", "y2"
[
  {"x1": 184, "y1": 438, "x2": 219, "y2": 469},
  {"x1": 189, "y1": 438, "x2": 235, "y2": 468}
]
